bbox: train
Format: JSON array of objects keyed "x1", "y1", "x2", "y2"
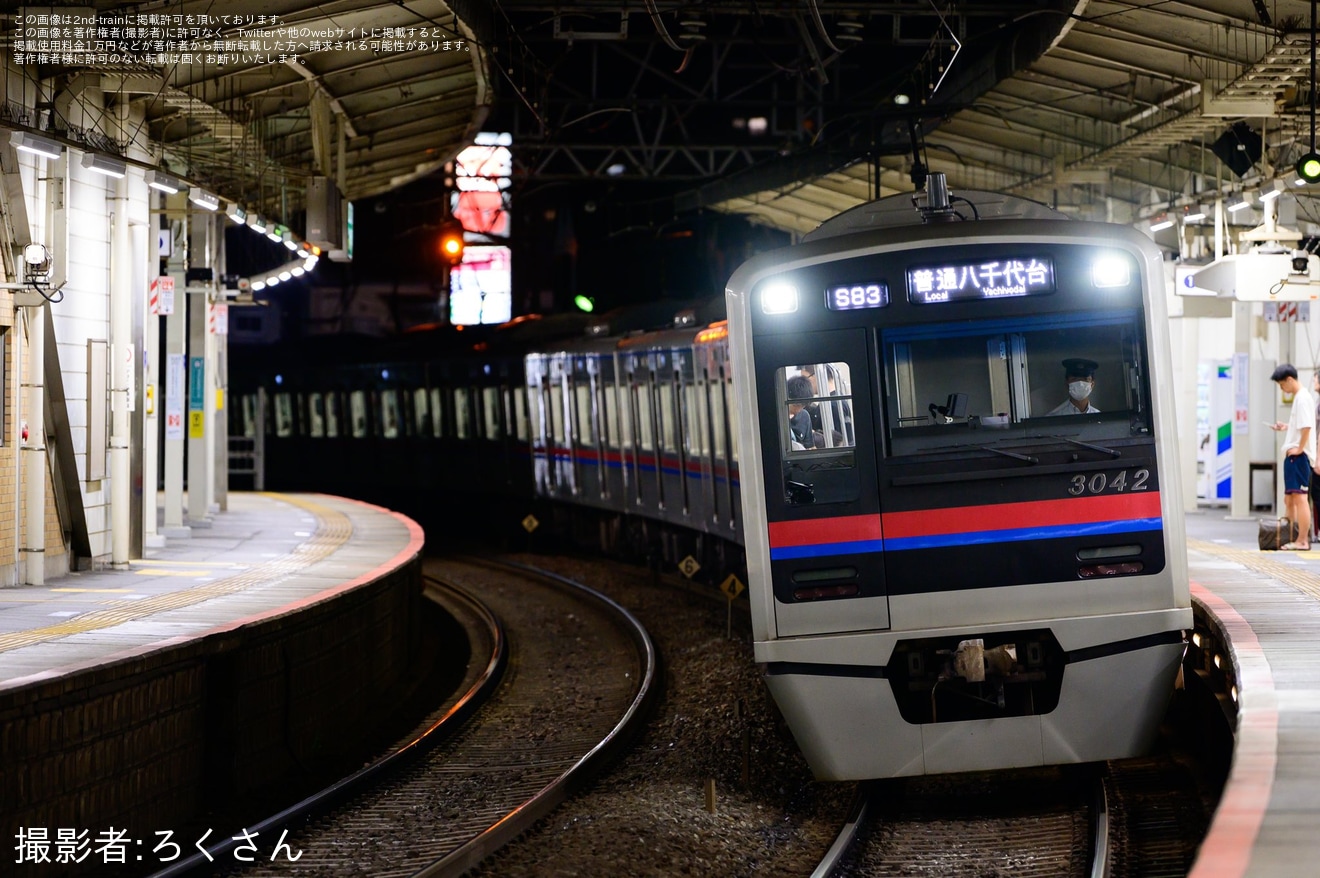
[{"x1": 230, "y1": 173, "x2": 1192, "y2": 780}]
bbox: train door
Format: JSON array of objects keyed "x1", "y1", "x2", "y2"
[{"x1": 754, "y1": 329, "x2": 887, "y2": 637}]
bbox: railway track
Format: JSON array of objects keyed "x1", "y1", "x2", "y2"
[
  {"x1": 149, "y1": 556, "x2": 656, "y2": 878},
  {"x1": 815, "y1": 752, "x2": 1212, "y2": 877}
]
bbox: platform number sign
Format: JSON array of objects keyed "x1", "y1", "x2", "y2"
[
  {"x1": 720, "y1": 574, "x2": 745, "y2": 600},
  {"x1": 678, "y1": 555, "x2": 701, "y2": 579}
]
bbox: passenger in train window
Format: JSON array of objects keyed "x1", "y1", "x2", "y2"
[
  {"x1": 786, "y1": 375, "x2": 818, "y2": 449},
  {"x1": 1044, "y1": 358, "x2": 1100, "y2": 416}
]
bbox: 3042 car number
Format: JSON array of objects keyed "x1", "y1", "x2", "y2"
[{"x1": 1067, "y1": 468, "x2": 1150, "y2": 496}]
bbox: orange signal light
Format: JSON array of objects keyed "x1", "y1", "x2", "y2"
[{"x1": 439, "y1": 221, "x2": 465, "y2": 265}]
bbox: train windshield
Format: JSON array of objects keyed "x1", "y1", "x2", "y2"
[{"x1": 882, "y1": 309, "x2": 1152, "y2": 457}]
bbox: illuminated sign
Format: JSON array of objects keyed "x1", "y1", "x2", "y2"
[
  {"x1": 826, "y1": 282, "x2": 889, "y2": 311},
  {"x1": 907, "y1": 257, "x2": 1055, "y2": 304}
]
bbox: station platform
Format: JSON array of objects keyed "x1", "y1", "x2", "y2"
[
  {"x1": 1184, "y1": 507, "x2": 1320, "y2": 877},
  {"x1": 0, "y1": 492, "x2": 426, "y2": 867},
  {"x1": 0, "y1": 492, "x2": 423, "y2": 686}
]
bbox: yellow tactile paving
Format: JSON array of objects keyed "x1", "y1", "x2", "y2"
[
  {"x1": 1189, "y1": 538, "x2": 1320, "y2": 599},
  {"x1": 0, "y1": 494, "x2": 352, "y2": 654}
]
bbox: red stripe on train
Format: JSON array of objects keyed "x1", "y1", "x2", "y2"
[{"x1": 882, "y1": 492, "x2": 1162, "y2": 538}]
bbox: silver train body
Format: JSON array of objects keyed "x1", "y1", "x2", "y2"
[{"x1": 724, "y1": 186, "x2": 1192, "y2": 779}]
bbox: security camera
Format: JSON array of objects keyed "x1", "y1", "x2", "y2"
[
  {"x1": 1291, "y1": 249, "x2": 1311, "y2": 274},
  {"x1": 22, "y1": 243, "x2": 50, "y2": 279}
]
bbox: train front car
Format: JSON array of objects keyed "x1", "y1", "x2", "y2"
[{"x1": 726, "y1": 178, "x2": 1191, "y2": 780}]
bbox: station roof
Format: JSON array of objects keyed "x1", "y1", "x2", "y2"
[{"x1": 16, "y1": 1, "x2": 1319, "y2": 239}]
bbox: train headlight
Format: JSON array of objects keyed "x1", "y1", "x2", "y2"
[
  {"x1": 761, "y1": 281, "x2": 799, "y2": 314},
  {"x1": 1091, "y1": 255, "x2": 1131, "y2": 288}
]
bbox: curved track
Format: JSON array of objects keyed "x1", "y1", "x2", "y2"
[{"x1": 149, "y1": 557, "x2": 656, "y2": 878}]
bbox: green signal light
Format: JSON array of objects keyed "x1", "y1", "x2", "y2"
[
  {"x1": 1297, "y1": 152, "x2": 1320, "y2": 184},
  {"x1": 574, "y1": 294, "x2": 595, "y2": 313}
]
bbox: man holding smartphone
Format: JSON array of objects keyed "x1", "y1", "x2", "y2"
[{"x1": 1268, "y1": 363, "x2": 1315, "y2": 550}]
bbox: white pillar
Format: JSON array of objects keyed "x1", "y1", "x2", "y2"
[
  {"x1": 162, "y1": 193, "x2": 188, "y2": 535},
  {"x1": 187, "y1": 212, "x2": 212, "y2": 526},
  {"x1": 109, "y1": 176, "x2": 132, "y2": 565},
  {"x1": 142, "y1": 220, "x2": 162, "y2": 546},
  {"x1": 1229, "y1": 303, "x2": 1252, "y2": 520}
]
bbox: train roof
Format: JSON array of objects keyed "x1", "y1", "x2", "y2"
[{"x1": 805, "y1": 189, "x2": 1068, "y2": 242}]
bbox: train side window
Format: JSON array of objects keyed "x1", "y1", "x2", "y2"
[
  {"x1": 726, "y1": 373, "x2": 739, "y2": 463},
  {"x1": 574, "y1": 383, "x2": 594, "y2": 444},
  {"x1": 296, "y1": 394, "x2": 309, "y2": 437},
  {"x1": 708, "y1": 375, "x2": 725, "y2": 457},
  {"x1": 242, "y1": 395, "x2": 257, "y2": 438},
  {"x1": 325, "y1": 392, "x2": 341, "y2": 438},
  {"x1": 549, "y1": 384, "x2": 564, "y2": 443},
  {"x1": 482, "y1": 387, "x2": 503, "y2": 440},
  {"x1": 603, "y1": 381, "x2": 620, "y2": 448},
  {"x1": 309, "y1": 393, "x2": 325, "y2": 438},
  {"x1": 658, "y1": 382, "x2": 676, "y2": 451},
  {"x1": 514, "y1": 387, "x2": 529, "y2": 441},
  {"x1": 380, "y1": 390, "x2": 401, "y2": 439},
  {"x1": 430, "y1": 388, "x2": 445, "y2": 437},
  {"x1": 455, "y1": 388, "x2": 471, "y2": 439},
  {"x1": 686, "y1": 380, "x2": 707, "y2": 456},
  {"x1": 632, "y1": 382, "x2": 653, "y2": 451},
  {"x1": 413, "y1": 388, "x2": 430, "y2": 437},
  {"x1": 350, "y1": 390, "x2": 368, "y2": 438},
  {"x1": 274, "y1": 393, "x2": 294, "y2": 438},
  {"x1": 782, "y1": 362, "x2": 856, "y2": 453}
]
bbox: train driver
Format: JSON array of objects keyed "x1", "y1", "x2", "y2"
[
  {"x1": 1044, "y1": 358, "x2": 1100, "y2": 416},
  {"x1": 786, "y1": 375, "x2": 818, "y2": 449}
]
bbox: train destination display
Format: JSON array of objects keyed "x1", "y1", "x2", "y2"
[{"x1": 907, "y1": 256, "x2": 1055, "y2": 304}]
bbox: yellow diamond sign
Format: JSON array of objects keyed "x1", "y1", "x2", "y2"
[
  {"x1": 522, "y1": 514, "x2": 539, "y2": 533},
  {"x1": 678, "y1": 555, "x2": 701, "y2": 578},
  {"x1": 720, "y1": 574, "x2": 745, "y2": 600}
]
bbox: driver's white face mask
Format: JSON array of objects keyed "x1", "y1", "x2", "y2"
[{"x1": 1068, "y1": 380, "x2": 1092, "y2": 401}]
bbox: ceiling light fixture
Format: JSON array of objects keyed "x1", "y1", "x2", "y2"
[
  {"x1": 80, "y1": 152, "x2": 127, "y2": 178},
  {"x1": 189, "y1": 189, "x2": 219, "y2": 211},
  {"x1": 225, "y1": 203, "x2": 247, "y2": 224},
  {"x1": 145, "y1": 170, "x2": 184, "y2": 194},
  {"x1": 1227, "y1": 193, "x2": 1252, "y2": 212},
  {"x1": 10, "y1": 130, "x2": 64, "y2": 159},
  {"x1": 1149, "y1": 213, "x2": 1175, "y2": 232},
  {"x1": 1259, "y1": 179, "x2": 1285, "y2": 201}
]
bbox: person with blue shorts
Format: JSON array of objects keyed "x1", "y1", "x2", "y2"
[{"x1": 1269, "y1": 363, "x2": 1315, "y2": 550}]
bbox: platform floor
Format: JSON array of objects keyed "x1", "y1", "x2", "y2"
[
  {"x1": 1184, "y1": 506, "x2": 1320, "y2": 877},
  {"x1": 0, "y1": 492, "x2": 423, "y2": 688}
]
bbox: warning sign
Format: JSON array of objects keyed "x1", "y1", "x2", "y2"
[{"x1": 188, "y1": 410, "x2": 205, "y2": 439}]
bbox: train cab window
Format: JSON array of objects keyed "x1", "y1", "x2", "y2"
[
  {"x1": 325, "y1": 392, "x2": 341, "y2": 438},
  {"x1": 413, "y1": 389, "x2": 430, "y2": 437},
  {"x1": 455, "y1": 388, "x2": 472, "y2": 439},
  {"x1": 350, "y1": 391, "x2": 369, "y2": 438},
  {"x1": 513, "y1": 387, "x2": 529, "y2": 441},
  {"x1": 782, "y1": 363, "x2": 856, "y2": 454},
  {"x1": 882, "y1": 311, "x2": 1151, "y2": 457},
  {"x1": 380, "y1": 390, "x2": 401, "y2": 439},
  {"x1": 573, "y1": 383, "x2": 594, "y2": 444},
  {"x1": 274, "y1": 393, "x2": 294, "y2": 438},
  {"x1": 483, "y1": 387, "x2": 503, "y2": 440},
  {"x1": 308, "y1": 393, "x2": 326, "y2": 438}
]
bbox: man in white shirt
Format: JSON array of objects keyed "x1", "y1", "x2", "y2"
[
  {"x1": 1269, "y1": 363, "x2": 1315, "y2": 549},
  {"x1": 1044, "y1": 358, "x2": 1101, "y2": 416}
]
